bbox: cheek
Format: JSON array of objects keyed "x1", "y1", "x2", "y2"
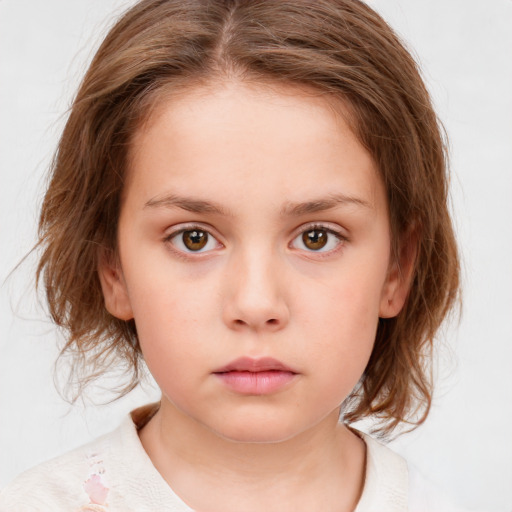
[
  {"x1": 297, "y1": 263, "x2": 385, "y2": 376},
  {"x1": 120, "y1": 259, "x2": 215, "y2": 377},
  {"x1": 134, "y1": 297, "x2": 208, "y2": 406},
  {"x1": 131, "y1": 282, "x2": 209, "y2": 350},
  {"x1": 121, "y1": 238, "x2": 213, "y2": 324},
  {"x1": 306, "y1": 262, "x2": 385, "y2": 330}
]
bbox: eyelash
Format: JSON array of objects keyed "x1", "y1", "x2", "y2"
[
  {"x1": 289, "y1": 223, "x2": 347, "y2": 256},
  {"x1": 163, "y1": 223, "x2": 347, "y2": 258},
  {"x1": 164, "y1": 224, "x2": 223, "y2": 258}
]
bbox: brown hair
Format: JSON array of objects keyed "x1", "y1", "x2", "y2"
[{"x1": 37, "y1": 0, "x2": 459, "y2": 435}]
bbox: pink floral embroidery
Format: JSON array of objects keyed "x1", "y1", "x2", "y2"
[
  {"x1": 83, "y1": 473, "x2": 109, "y2": 505},
  {"x1": 78, "y1": 505, "x2": 109, "y2": 512}
]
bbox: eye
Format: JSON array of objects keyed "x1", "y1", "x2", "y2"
[
  {"x1": 168, "y1": 228, "x2": 220, "y2": 253},
  {"x1": 291, "y1": 226, "x2": 344, "y2": 253}
]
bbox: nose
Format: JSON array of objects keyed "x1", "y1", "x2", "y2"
[{"x1": 222, "y1": 248, "x2": 290, "y2": 333}]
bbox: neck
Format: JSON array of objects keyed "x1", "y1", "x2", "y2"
[{"x1": 139, "y1": 399, "x2": 366, "y2": 512}]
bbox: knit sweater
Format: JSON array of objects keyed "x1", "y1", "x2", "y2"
[{"x1": 0, "y1": 405, "x2": 465, "y2": 512}]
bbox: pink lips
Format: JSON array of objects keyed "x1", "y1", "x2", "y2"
[{"x1": 213, "y1": 357, "x2": 297, "y2": 395}]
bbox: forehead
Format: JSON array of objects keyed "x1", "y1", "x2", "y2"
[{"x1": 125, "y1": 80, "x2": 385, "y2": 215}]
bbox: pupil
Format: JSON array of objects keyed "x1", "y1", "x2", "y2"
[
  {"x1": 183, "y1": 230, "x2": 207, "y2": 250},
  {"x1": 303, "y1": 229, "x2": 327, "y2": 250}
]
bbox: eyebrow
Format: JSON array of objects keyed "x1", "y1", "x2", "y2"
[
  {"x1": 281, "y1": 193, "x2": 372, "y2": 216},
  {"x1": 144, "y1": 192, "x2": 371, "y2": 216},
  {"x1": 144, "y1": 194, "x2": 231, "y2": 215}
]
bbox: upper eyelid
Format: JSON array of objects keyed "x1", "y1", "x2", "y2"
[
  {"x1": 290, "y1": 222, "x2": 348, "y2": 239},
  {"x1": 163, "y1": 221, "x2": 347, "y2": 245},
  {"x1": 165, "y1": 225, "x2": 223, "y2": 257},
  {"x1": 164, "y1": 222, "x2": 221, "y2": 239},
  {"x1": 288, "y1": 226, "x2": 347, "y2": 259}
]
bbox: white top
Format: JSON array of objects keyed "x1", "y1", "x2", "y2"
[{"x1": 0, "y1": 405, "x2": 467, "y2": 512}]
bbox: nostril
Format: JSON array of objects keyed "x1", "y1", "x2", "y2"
[{"x1": 267, "y1": 318, "x2": 278, "y2": 325}]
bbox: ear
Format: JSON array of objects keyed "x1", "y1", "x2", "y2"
[
  {"x1": 97, "y1": 248, "x2": 134, "y2": 321},
  {"x1": 379, "y1": 225, "x2": 418, "y2": 319}
]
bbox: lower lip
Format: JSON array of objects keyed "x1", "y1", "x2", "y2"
[{"x1": 214, "y1": 371, "x2": 296, "y2": 395}]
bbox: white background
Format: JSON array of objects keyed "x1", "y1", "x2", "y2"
[{"x1": 1, "y1": 1, "x2": 511, "y2": 510}]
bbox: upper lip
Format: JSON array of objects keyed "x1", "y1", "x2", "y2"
[{"x1": 213, "y1": 357, "x2": 297, "y2": 373}]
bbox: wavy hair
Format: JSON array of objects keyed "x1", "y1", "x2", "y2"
[{"x1": 37, "y1": 0, "x2": 460, "y2": 436}]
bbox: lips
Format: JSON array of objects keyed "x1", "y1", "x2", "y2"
[
  {"x1": 213, "y1": 357, "x2": 298, "y2": 395},
  {"x1": 214, "y1": 357, "x2": 296, "y2": 374}
]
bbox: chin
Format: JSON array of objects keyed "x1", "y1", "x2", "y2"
[{"x1": 207, "y1": 416, "x2": 307, "y2": 445}]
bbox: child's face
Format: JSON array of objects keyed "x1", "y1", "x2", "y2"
[{"x1": 100, "y1": 81, "x2": 407, "y2": 443}]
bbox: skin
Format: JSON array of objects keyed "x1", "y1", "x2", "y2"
[{"x1": 99, "y1": 80, "x2": 413, "y2": 512}]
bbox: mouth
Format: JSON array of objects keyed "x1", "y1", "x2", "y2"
[
  {"x1": 213, "y1": 357, "x2": 298, "y2": 395},
  {"x1": 214, "y1": 356, "x2": 296, "y2": 373}
]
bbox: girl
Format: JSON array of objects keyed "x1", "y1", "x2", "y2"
[{"x1": 1, "y1": 0, "x2": 465, "y2": 510}]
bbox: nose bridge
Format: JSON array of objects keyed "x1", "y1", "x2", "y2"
[{"x1": 223, "y1": 240, "x2": 289, "y2": 331}]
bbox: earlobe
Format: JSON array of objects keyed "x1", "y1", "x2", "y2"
[
  {"x1": 97, "y1": 249, "x2": 134, "y2": 321},
  {"x1": 379, "y1": 227, "x2": 418, "y2": 319},
  {"x1": 379, "y1": 263, "x2": 409, "y2": 318}
]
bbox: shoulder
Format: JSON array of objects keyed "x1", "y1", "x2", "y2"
[
  {"x1": 355, "y1": 430, "x2": 470, "y2": 512},
  {"x1": 0, "y1": 404, "x2": 183, "y2": 512},
  {"x1": 355, "y1": 431, "x2": 409, "y2": 511},
  {"x1": 0, "y1": 422, "x2": 124, "y2": 512},
  {"x1": 408, "y1": 464, "x2": 470, "y2": 512}
]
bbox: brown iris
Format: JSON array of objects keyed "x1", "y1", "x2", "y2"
[
  {"x1": 302, "y1": 229, "x2": 328, "y2": 250},
  {"x1": 182, "y1": 230, "x2": 208, "y2": 251}
]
